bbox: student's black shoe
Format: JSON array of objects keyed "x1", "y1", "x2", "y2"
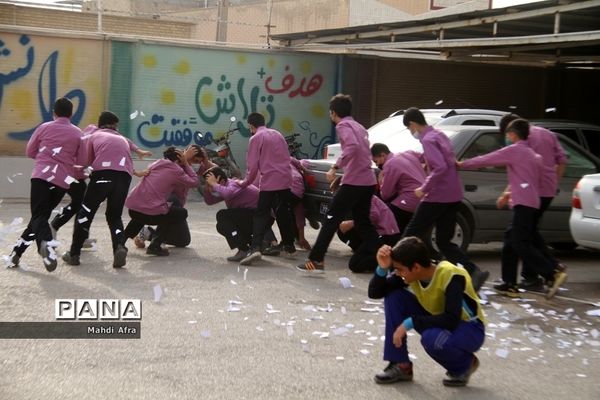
[
  {"x1": 296, "y1": 259, "x2": 325, "y2": 274},
  {"x1": 374, "y1": 362, "x2": 413, "y2": 384},
  {"x1": 443, "y1": 355, "x2": 479, "y2": 387},
  {"x1": 493, "y1": 282, "x2": 520, "y2": 298},
  {"x1": 39, "y1": 240, "x2": 57, "y2": 272},
  {"x1": 282, "y1": 245, "x2": 296, "y2": 259},
  {"x1": 62, "y1": 251, "x2": 80, "y2": 266},
  {"x1": 8, "y1": 251, "x2": 20, "y2": 268},
  {"x1": 518, "y1": 277, "x2": 545, "y2": 292},
  {"x1": 546, "y1": 268, "x2": 568, "y2": 300},
  {"x1": 471, "y1": 269, "x2": 490, "y2": 292},
  {"x1": 227, "y1": 249, "x2": 247, "y2": 262},
  {"x1": 146, "y1": 246, "x2": 169, "y2": 257},
  {"x1": 240, "y1": 249, "x2": 262, "y2": 266},
  {"x1": 113, "y1": 244, "x2": 128, "y2": 268},
  {"x1": 308, "y1": 219, "x2": 320, "y2": 230},
  {"x1": 261, "y1": 244, "x2": 281, "y2": 256}
]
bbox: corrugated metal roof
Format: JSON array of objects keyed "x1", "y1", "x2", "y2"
[{"x1": 271, "y1": 0, "x2": 600, "y2": 68}]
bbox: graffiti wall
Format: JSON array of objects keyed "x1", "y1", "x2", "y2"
[
  {"x1": 109, "y1": 42, "x2": 338, "y2": 166},
  {"x1": 0, "y1": 32, "x2": 104, "y2": 155}
]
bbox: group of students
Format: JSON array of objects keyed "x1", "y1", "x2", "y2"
[{"x1": 9, "y1": 94, "x2": 570, "y2": 389}]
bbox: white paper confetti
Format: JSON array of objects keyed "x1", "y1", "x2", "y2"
[
  {"x1": 42, "y1": 165, "x2": 51, "y2": 173},
  {"x1": 130, "y1": 110, "x2": 139, "y2": 119},
  {"x1": 585, "y1": 309, "x2": 600, "y2": 317},
  {"x1": 78, "y1": 217, "x2": 88, "y2": 224},
  {"x1": 339, "y1": 277, "x2": 352, "y2": 288},
  {"x1": 200, "y1": 330, "x2": 211, "y2": 338},
  {"x1": 102, "y1": 161, "x2": 111, "y2": 167},
  {"x1": 230, "y1": 280, "x2": 238, "y2": 285},
  {"x1": 119, "y1": 157, "x2": 126, "y2": 167},
  {"x1": 153, "y1": 285, "x2": 163, "y2": 302},
  {"x1": 335, "y1": 356, "x2": 344, "y2": 361},
  {"x1": 52, "y1": 147, "x2": 62, "y2": 156},
  {"x1": 360, "y1": 349, "x2": 370, "y2": 355},
  {"x1": 243, "y1": 268, "x2": 248, "y2": 281},
  {"x1": 495, "y1": 348, "x2": 509, "y2": 358}
]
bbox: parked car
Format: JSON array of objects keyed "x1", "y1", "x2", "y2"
[
  {"x1": 570, "y1": 173, "x2": 600, "y2": 250},
  {"x1": 532, "y1": 120, "x2": 600, "y2": 157},
  {"x1": 303, "y1": 125, "x2": 600, "y2": 252},
  {"x1": 323, "y1": 109, "x2": 506, "y2": 160}
]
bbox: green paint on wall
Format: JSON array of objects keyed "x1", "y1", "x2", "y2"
[{"x1": 108, "y1": 41, "x2": 133, "y2": 138}]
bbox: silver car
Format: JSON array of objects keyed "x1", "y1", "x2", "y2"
[
  {"x1": 303, "y1": 125, "x2": 600, "y2": 251},
  {"x1": 570, "y1": 173, "x2": 600, "y2": 251}
]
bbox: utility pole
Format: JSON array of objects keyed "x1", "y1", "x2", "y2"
[{"x1": 216, "y1": 0, "x2": 229, "y2": 42}]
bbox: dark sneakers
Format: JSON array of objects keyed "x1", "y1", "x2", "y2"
[
  {"x1": 261, "y1": 245, "x2": 281, "y2": 256},
  {"x1": 546, "y1": 266, "x2": 568, "y2": 300},
  {"x1": 471, "y1": 269, "x2": 490, "y2": 292},
  {"x1": 443, "y1": 355, "x2": 479, "y2": 387},
  {"x1": 8, "y1": 251, "x2": 20, "y2": 268},
  {"x1": 519, "y1": 277, "x2": 545, "y2": 292},
  {"x1": 39, "y1": 240, "x2": 57, "y2": 272},
  {"x1": 493, "y1": 282, "x2": 521, "y2": 298},
  {"x1": 374, "y1": 362, "x2": 413, "y2": 384},
  {"x1": 226, "y1": 249, "x2": 247, "y2": 262},
  {"x1": 146, "y1": 246, "x2": 169, "y2": 257},
  {"x1": 62, "y1": 251, "x2": 81, "y2": 266},
  {"x1": 296, "y1": 260, "x2": 325, "y2": 274},
  {"x1": 113, "y1": 244, "x2": 128, "y2": 268},
  {"x1": 240, "y1": 249, "x2": 262, "y2": 266}
]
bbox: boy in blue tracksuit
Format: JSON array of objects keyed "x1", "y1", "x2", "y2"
[{"x1": 369, "y1": 237, "x2": 486, "y2": 387}]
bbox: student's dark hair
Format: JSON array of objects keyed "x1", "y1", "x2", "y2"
[
  {"x1": 403, "y1": 108, "x2": 427, "y2": 127},
  {"x1": 97, "y1": 111, "x2": 119, "y2": 129},
  {"x1": 499, "y1": 113, "x2": 520, "y2": 134},
  {"x1": 390, "y1": 236, "x2": 431, "y2": 270},
  {"x1": 247, "y1": 112, "x2": 265, "y2": 128},
  {"x1": 371, "y1": 143, "x2": 391, "y2": 157},
  {"x1": 506, "y1": 118, "x2": 530, "y2": 140},
  {"x1": 53, "y1": 97, "x2": 73, "y2": 118},
  {"x1": 204, "y1": 166, "x2": 228, "y2": 183},
  {"x1": 329, "y1": 94, "x2": 352, "y2": 118},
  {"x1": 163, "y1": 146, "x2": 179, "y2": 162},
  {"x1": 189, "y1": 144, "x2": 203, "y2": 158}
]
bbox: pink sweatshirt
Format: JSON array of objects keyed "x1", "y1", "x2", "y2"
[
  {"x1": 379, "y1": 151, "x2": 426, "y2": 213},
  {"x1": 204, "y1": 179, "x2": 259, "y2": 209},
  {"x1": 88, "y1": 129, "x2": 139, "y2": 176},
  {"x1": 26, "y1": 117, "x2": 82, "y2": 189},
  {"x1": 242, "y1": 126, "x2": 292, "y2": 191},
  {"x1": 125, "y1": 159, "x2": 199, "y2": 215},
  {"x1": 334, "y1": 117, "x2": 377, "y2": 186},
  {"x1": 370, "y1": 196, "x2": 401, "y2": 236},
  {"x1": 526, "y1": 126, "x2": 567, "y2": 197}
]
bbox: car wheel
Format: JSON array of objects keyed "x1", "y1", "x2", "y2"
[
  {"x1": 427, "y1": 212, "x2": 472, "y2": 254},
  {"x1": 549, "y1": 242, "x2": 578, "y2": 251}
]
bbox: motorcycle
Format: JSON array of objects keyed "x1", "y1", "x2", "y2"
[
  {"x1": 285, "y1": 133, "x2": 303, "y2": 159},
  {"x1": 197, "y1": 116, "x2": 242, "y2": 179}
]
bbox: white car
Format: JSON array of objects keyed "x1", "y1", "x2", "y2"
[
  {"x1": 570, "y1": 173, "x2": 600, "y2": 250},
  {"x1": 324, "y1": 108, "x2": 505, "y2": 159}
]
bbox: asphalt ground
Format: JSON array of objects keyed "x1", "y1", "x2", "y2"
[{"x1": 0, "y1": 199, "x2": 599, "y2": 400}]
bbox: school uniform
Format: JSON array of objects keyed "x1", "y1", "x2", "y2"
[
  {"x1": 241, "y1": 126, "x2": 296, "y2": 252},
  {"x1": 404, "y1": 126, "x2": 480, "y2": 276},
  {"x1": 11, "y1": 117, "x2": 81, "y2": 269},
  {"x1": 379, "y1": 150, "x2": 426, "y2": 232},
  {"x1": 204, "y1": 179, "x2": 260, "y2": 252},
  {"x1": 69, "y1": 128, "x2": 138, "y2": 257},
  {"x1": 309, "y1": 117, "x2": 378, "y2": 264},
  {"x1": 124, "y1": 159, "x2": 199, "y2": 251},
  {"x1": 369, "y1": 261, "x2": 485, "y2": 377},
  {"x1": 521, "y1": 126, "x2": 568, "y2": 280},
  {"x1": 461, "y1": 141, "x2": 556, "y2": 284},
  {"x1": 338, "y1": 196, "x2": 401, "y2": 273}
]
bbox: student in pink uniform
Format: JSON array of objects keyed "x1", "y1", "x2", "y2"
[
  {"x1": 499, "y1": 114, "x2": 568, "y2": 291},
  {"x1": 122, "y1": 146, "x2": 199, "y2": 256},
  {"x1": 457, "y1": 119, "x2": 567, "y2": 299},
  {"x1": 239, "y1": 112, "x2": 297, "y2": 266},
  {"x1": 62, "y1": 111, "x2": 151, "y2": 268},
  {"x1": 371, "y1": 143, "x2": 426, "y2": 233},
  {"x1": 9, "y1": 98, "x2": 81, "y2": 272},
  {"x1": 203, "y1": 166, "x2": 262, "y2": 262}
]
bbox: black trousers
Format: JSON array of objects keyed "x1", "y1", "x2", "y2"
[
  {"x1": 124, "y1": 206, "x2": 188, "y2": 249},
  {"x1": 309, "y1": 184, "x2": 377, "y2": 263},
  {"x1": 13, "y1": 178, "x2": 67, "y2": 256},
  {"x1": 403, "y1": 201, "x2": 478, "y2": 275},
  {"x1": 338, "y1": 228, "x2": 401, "y2": 273},
  {"x1": 389, "y1": 204, "x2": 414, "y2": 234},
  {"x1": 215, "y1": 208, "x2": 255, "y2": 251},
  {"x1": 521, "y1": 196, "x2": 558, "y2": 280},
  {"x1": 251, "y1": 189, "x2": 296, "y2": 250},
  {"x1": 51, "y1": 178, "x2": 87, "y2": 231},
  {"x1": 501, "y1": 205, "x2": 555, "y2": 284},
  {"x1": 70, "y1": 170, "x2": 131, "y2": 256}
]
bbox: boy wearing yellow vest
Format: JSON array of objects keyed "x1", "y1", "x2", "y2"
[{"x1": 369, "y1": 237, "x2": 485, "y2": 387}]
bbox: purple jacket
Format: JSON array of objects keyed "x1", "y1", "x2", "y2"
[
  {"x1": 290, "y1": 158, "x2": 305, "y2": 198},
  {"x1": 335, "y1": 117, "x2": 377, "y2": 187},
  {"x1": 26, "y1": 117, "x2": 82, "y2": 189},
  {"x1": 417, "y1": 126, "x2": 463, "y2": 203},
  {"x1": 73, "y1": 124, "x2": 98, "y2": 180},
  {"x1": 526, "y1": 126, "x2": 567, "y2": 197},
  {"x1": 242, "y1": 126, "x2": 291, "y2": 191},
  {"x1": 125, "y1": 159, "x2": 199, "y2": 215},
  {"x1": 204, "y1": 179, "x2": 259, "y2": 209},
  {"x1": 461, "y1": 140, "x2": 542, "y2": 209},
  {"x1": 380, "y1": 151, "x2": 426, "y2": 213},
  {"x1": 88, "y1": 129, "x2": 139, "y2": 176},
  {"x1": 370, "y1": 196, "x2": 400, "y2": 236}
]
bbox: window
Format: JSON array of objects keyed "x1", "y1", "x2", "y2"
[
  {"x1": 461, "y1": 119, "x2": 496, "y2": 126},
  {"x1": 460, "y1": 132, "x2": 505, "y2": 172},
  {"x1": 552, "y1": 129, "x2": 580, "y2": 146},
  {"x1": 558, "y1": 138, "x2": 598, "y2": 178},
  {"x1": 582, "y1": 129, "x2": 600, "y2": 155}
]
